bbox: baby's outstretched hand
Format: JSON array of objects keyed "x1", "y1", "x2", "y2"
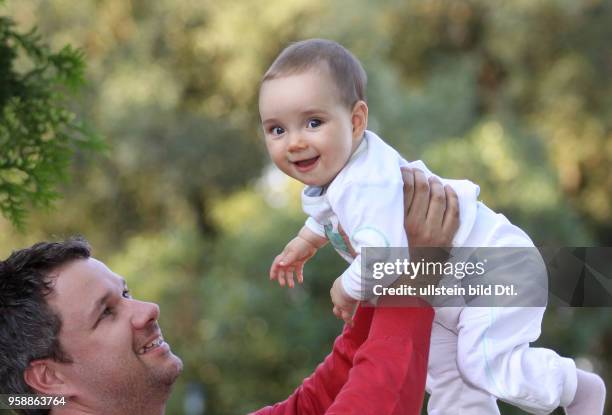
[
  {"x1": 270, "y1": 236, "x2": 318, "y2": 288},
  {"x1": 330, "y1": 276, "x2": 358, "y2": 326}
]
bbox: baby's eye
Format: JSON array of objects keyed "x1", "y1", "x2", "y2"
[
  {"x1": 307, "y1": 119, "x2": 322, "y2": 128},
  {"x1": 269, "y1": 126, "x2": 285, "y2": 136},
  {"x1": 122, "y1": 289, "x2": 131, "y2": 299}
]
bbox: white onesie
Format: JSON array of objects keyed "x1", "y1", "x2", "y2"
[{"x1": 302, "y1": 130, "x2": 577, "y2": 414}]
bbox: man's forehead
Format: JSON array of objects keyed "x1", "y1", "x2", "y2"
[
  {"x1": 52, "y1": 257, "x2": 121, "y2": 288},
  {"x1": 48, "y1": 258, "x2": 123, "y2": 322}
]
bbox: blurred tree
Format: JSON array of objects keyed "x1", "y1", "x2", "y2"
[
  {"x1": 0, "y1": 2, "x2": 103, "y2": 228},
  {"x1": 1, "y1": 1, "x2": 610, "y2": 414},
  {"x1": 381, "y1": 0, "x2": 612, "y2": 243}
]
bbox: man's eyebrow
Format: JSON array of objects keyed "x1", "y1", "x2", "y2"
[{"x1": 89, "y1": 278, "x2": 127, "y2": 324}]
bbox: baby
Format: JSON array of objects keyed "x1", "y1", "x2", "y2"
[{"x1": 259, "y1": 39, "x2": 605, "y2": 414}]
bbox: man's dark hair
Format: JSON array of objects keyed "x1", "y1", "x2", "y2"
[{"x1": 0, "y1": 238, "x2": 91, "y2": 412}]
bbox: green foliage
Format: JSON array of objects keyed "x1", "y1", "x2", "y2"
[{"x1": 0, "y1": 13, "x2": 103, "y2": 228}]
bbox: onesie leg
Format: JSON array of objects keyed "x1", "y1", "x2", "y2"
[
  {"x1": 455, "y1": 307, "x2": 577, "y2": 415},
  {"x1": 427, "y1": 320, "x2": 499, "y2": 414}
]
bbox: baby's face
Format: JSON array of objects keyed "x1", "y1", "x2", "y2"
[{"x1": 259, "y1": 67, "x2": 362, "y2": 187}]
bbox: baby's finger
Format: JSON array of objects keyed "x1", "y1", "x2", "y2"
[
  {"x1": 270, "y1": 254, "x2": 283, "y2": 280},
  {"x1": 269, "y1": 266, "x2": 277, "y2": 281},
  {"x1": 341, "y1": 310, "x2": 354, "y2": 326},
  {"x1": 278, "y1": 269, "x2": 287, "y2": 287},
  {"x1": 296, "y1": 264, "x2": 304, "y2": 284},
  {"x1": 286, "y1": 268, "x2": 295, "y2": 288}
]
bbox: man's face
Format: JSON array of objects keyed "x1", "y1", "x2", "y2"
[
  {"x1": 259, "y1": 66, "x2": 363, "y2": 187},
  {"x1": 47, "y1": 258, "x2": 183, "y2": 404}
]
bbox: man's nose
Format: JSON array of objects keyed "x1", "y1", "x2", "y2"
[
  {"x1": 287, "y1": 132, "x2": 307, "y2": 152},
  {"x1": 130, "y1": 300, "x2": 160, "y2": 329}
]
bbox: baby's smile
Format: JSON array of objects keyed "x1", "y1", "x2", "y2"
[{"x1": 291, "y1": 156, "x2": 320, "y2": 173}]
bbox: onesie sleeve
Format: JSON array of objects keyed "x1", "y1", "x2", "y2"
[
  {"x1": 304, "y1": 216, "x2": 327, "y2": 239},
  {"x1": 330, "y1": 179, "x2": 409, "y2": 300}
]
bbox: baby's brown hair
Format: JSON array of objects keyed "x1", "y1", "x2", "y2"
[{"x1": 262, "y1": 38, "x2": 367, "y2": 109}]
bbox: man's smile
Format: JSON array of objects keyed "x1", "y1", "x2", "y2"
[{"x1": 137, "y1": 333, "x2": 167, "y2": 355}]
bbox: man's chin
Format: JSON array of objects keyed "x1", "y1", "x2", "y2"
[
  {"x1": 164, "y1": 352, "x2": 184, "y2": 385},
  {"x1": 148, "y1": 351, "x2": 183, "y2": 387}
]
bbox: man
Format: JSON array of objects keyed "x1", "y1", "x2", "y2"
[
  {"x1": 0, "y1": 169, "x2": 460, "y2": 414},
  {"x1": 1, "y1": 242, "x2": 181, "y2": 414}
]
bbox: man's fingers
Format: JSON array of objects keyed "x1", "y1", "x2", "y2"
[
  {"x1": 401, "y1": 167, "x2": 415, "y2": 215},
  {"x1": 406, "y1": 169, "x2": 430, "y2": 229},
  {"x1": 441, "y1": 185, "x2": 460, "y2": 241},
  {"x1": 425, "y1": 177, "x2": 446, "y2": 229}
]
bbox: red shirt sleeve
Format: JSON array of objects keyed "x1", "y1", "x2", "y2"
[
  {"x1": 326, "y1": 305, "x2": 433, "y2": 415},
  {"x1": 250, "y1": 305, "x2": 374, "y2": 415},
  {"x1": 251, "y1": 302, "x2": 433, "y2": 415}
]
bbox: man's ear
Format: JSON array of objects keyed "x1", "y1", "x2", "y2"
[
  {"x1": 351, "y1": 100, "x2": 368, "y2": 141},
  {"x1": 24, "y1": 359, "x2": 71, "y2": 396}
]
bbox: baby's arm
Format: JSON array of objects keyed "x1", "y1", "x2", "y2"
[{"x1": 270, "y1": 226, "x2": 327, "y2": 288}]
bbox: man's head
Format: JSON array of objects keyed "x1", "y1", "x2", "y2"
[
  {"x1": 0, "y1": 238, "x2": 183, "y2": 414},
  {"x1": 259, "y1": 38, "x2": 369, "y2": 186}
]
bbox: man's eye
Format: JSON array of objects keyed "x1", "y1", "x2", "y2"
[
  {"x1": 270, "y1": 126, "x2": 285, "y2": 136},
  {"x1": 101, "y1": 307, "x2": 113, "y2": 319},
  {"x1": 307, "y1": 119, "x2": 322, "y2": 128}
]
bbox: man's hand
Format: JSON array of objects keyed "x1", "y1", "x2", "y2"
[
  {"x1": 331, "y1": 277, "x2": 358, "y2": 326},
  {"x1": 402, "y1": 167, "x2": 459, "y2": 259},
  {"x1": 387, "y1": 167, "x2": 461, "y2": 305}
]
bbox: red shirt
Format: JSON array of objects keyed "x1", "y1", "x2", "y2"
[{"x1": 252, "y1": 303, "x2": 433, "y2": 415}]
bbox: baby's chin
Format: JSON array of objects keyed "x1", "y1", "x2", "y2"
[
  {"x1": 298, "y1": 175, "x2": 333, "y2": 188},
  {"x1": 287, "y1": 165, "x2": 340, "y2": 187},
  {"x1": 300, "y1": 180, "x2": 332, "y2": 187}
]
